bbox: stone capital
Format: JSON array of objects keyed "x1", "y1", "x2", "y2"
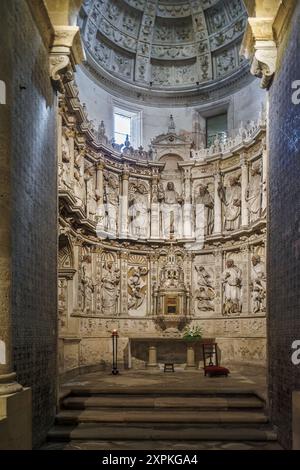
[
  {"x1": 50, "y1": 26, "x2": 85, "y2": 93},
  {"x1": 241, "y1": 1, "x2": 296, "y2": 89}
]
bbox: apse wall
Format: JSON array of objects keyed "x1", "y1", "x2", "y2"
[{"x1": 75, "y1": 66, "x2": 266, "y2": 148}]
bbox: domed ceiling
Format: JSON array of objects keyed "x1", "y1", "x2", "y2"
[{"x1": 78, "y1": 0, "x2": 250, "y2": 105}]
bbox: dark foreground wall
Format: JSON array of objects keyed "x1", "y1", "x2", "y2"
[
  {"x1": 0, "y1": 0, "x2": 57, "y2": 448},
  {"x1": 268, "y1": 3, "x2": 300, "y2": 449}
]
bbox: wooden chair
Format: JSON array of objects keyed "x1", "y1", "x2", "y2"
[{"x1": 202, "y1": 342, "x2": 229, "y2": 377}]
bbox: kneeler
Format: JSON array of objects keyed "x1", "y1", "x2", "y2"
[{"x1": 202, "y1": 342, "x2": 230, "y2": 377}]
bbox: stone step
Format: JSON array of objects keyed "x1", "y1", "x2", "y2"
[
  {"x1": 56, "y1": 409, "x2": 268, "y2": 425},
  {"x1": 68, "y1": 387, "x2": 261, "y2": 397},
  {"x1": 63, "y1": 395, "x2": 264, "y2": 410},
  {"x1": 48, "y1": 423, "x2": 277, "y2": 442}
]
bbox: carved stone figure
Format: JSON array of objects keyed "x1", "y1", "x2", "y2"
[
  {"x1": 251, "y1": 255, "x2": 266, "y2": 313},
  {"x1": 194, "y1": 266, "x2": 215, "y2": 311},
  {"x1": 128, "y1": 266, "x2": 149, "y2": 310},
  {"x1": 81, "y1": 254, "x2": 95, "y2": 313},
  {"x1": 129, "y1": 183, "x2": 149, "y2": 238},
  {"x1": 73, "y1": 168, "x2": 84, "y2": 208},
  {"x1": 245, "y1": 163, "x2": 262, "y2": 223},
  {"x1": 161, "y1": 182, "x2": 183, "y2": 239},
  {"x1": 101, "y1": 260, "x2": 120, "y2": 316},
  {"x1": 104, "y1": 175, "x2": 119, "y2": 233},
  {"x1": 222, "y1": 259, "x2": 242, "y2": 315},
  {"x1": 195, "y1": 184, "x2": 214, "y2": 235},
  {"x1": 219, "y1": 175, "x2": 241, "y2": 231}
]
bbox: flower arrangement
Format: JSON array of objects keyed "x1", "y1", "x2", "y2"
[{"x1": 182, "y1": 326, "x2": 203, "y2": 342}]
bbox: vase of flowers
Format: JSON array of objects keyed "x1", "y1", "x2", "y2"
[{"x1": 182, "y1": 326, "x2": 203, "y2": 342}]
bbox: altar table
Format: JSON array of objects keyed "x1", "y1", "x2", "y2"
[{"x1": 127, "y1": 337, "x2": 214, "y2": 370}]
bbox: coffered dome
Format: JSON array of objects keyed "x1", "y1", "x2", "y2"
[{"x1": 78, "y1": 0, "x2": 250, "y2": 105}]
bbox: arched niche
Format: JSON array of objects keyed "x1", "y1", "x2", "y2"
[
  {"x1": 158, "y1": 154, "x2": 183, "y2": 172},
  {"x1": 59, "y1": 234, "x2": 74, "y2": 272}
]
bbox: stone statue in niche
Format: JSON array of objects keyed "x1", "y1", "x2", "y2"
[
  {"x1": 245, "y1": 163, "x2": 262, "y2": 223},
  {"x1": 222, "y1": 259, "x2": 242, "y2": 315},
  {"x1": 101, "y1": 260, "x2": 120, "y2": 316},
  {"x1": 129, "y1": 183, "x2": 149, "y2": 238},
  {"x1": 81, "y1": 254, "x2": 95, "y2": 313},
  {"x1": 160, "y1": 182, "x2": 183, "y2": 239},
  {"x1": 128, "y1": 266, "x2": 149, "y2": 310},
  {"x1": 194, "y1": 265, "x2": 215, "y2": 312},
  {"x1": 218, "y1": 175, "x2": 241, "y2": 231},
  {"x1": 104, "y1": 175, "x2": 119, "y2": 233},
  {"x1": 195, "y1": 184, "x2": 214, "y2": 235},
  {"x1": 250, "y1": 255, "x2": 266, "y2": 313}
]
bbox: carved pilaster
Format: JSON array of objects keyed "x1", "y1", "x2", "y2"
[
  {"x1": 213, "y1": 247, "x2": 223, "y2": 317},
  {"x1": 120, "y1": 169, "x2": 129, "y2": 238},
  {"x1": 240, "y1": 154, "x2": 249, "y2": 227},
  {"x1": 183, "y1": 167, "x2": 192, "y2": 239},
  {"x1": 150, "y1": 174, "x2": 160, "y2": 240},
  {"x1": 95, "y1": 161, "x2": 105, "y2": 227},
  {"x1": 214, "y1": 172, "x2": 222, "y2": 234}
]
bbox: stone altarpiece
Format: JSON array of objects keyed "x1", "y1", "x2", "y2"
[{"x1": 58, "y1": 79, "x2": 267, "y2": 375}]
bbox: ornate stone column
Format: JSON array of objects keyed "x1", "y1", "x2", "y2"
[
  {"x1": 240, "y1": 153, "x2": 249, "y2": 227},
  {"x1": 261, "y1": 137, "x2": 267, "y2": 215},
  {"x1": 241, "y1": 243, "x2": 250, "y2": 314},
  {"x1": 183, "y1": 167, "x2": 192, "y2": 239},
  {"x1": 120, "y1": 168, "x2": 129, "y2": 238},
  {"x1": 120, "y1": 250, "x2": 128, "y2": 317},
  {"x1": 65, "y1": 127, "x2": 75, "y2": 189},
  {"x1": 150, "y1": 172, "x2": 160, "y2": 240},
  {"x1": 95, "y1": 160, "x2": 105, "y2": 228},
  {"x1": 214, "y1": 247, "x2": 223, "y2": 317},
  {"x1": 213, "y1": 172, "x2": 222, "y2": 234}
]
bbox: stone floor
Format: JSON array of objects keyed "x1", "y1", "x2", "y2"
[{"x1": 42, "y1": 364, "x2": 283, "y2": 450}]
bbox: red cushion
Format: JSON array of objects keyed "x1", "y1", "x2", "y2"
[{"x1": 204, "y1": 366, "x2": 230, "y2": 375}]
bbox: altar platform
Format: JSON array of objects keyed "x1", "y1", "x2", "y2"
[{"x1": 59, "y1": 363, "x2": 267, "y2": 399}]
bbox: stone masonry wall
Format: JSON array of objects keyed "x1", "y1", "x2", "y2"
[
  {"x1": 268, "y1": 2, "x2": 300, "y2": 449},
  {"x1": 4, "y1": 0, "x2": 57, "y2": 448}
]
